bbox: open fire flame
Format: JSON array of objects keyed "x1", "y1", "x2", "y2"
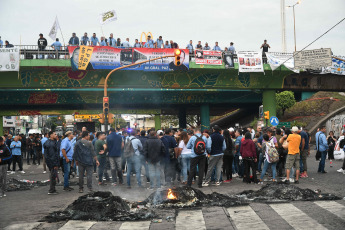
[{"x1": 167, "y1": 189, "x2": 177, "y2": 200}]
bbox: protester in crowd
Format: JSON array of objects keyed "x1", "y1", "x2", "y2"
[
  {"x1": 283, "y1": 126, "x2": 301, "y2": 184},
  {"x1": 34, "y1": 135, "x2": 42, "y2": 166},
  {"x1": 133, "y1": 39, "x2": 141, "y2": 48},
  {"x1": 100, "y1": 37, "x2": 107, "y2": 46},
  {"x1": 170, "y1": 40, "x2": 179, "y2": 49},
  {"x1": 234, "y1": 129, "x2": 243, "y2": 177},
  {"x1": 213, "y1": 41, "x2": 221, "y2": 51},
  {"x1": 155, "y1": 36, "x2": 164, "y2": 48},
  {"x1": 73, "y1": 131, "x2": 99, "y2": 193},
  {"x1": 327, "y1": 131, "x2": 337, "y2": 166},
  {"x1": 116, "y1": 38, "x2": 122, "y2": 47},
  {"x1": 10, "y1": 136, "x2": 24, "y2": 174},
  {"x1": 44, "y1": 131, "x2": 59, "y2": 195},
  {"x1": 51, "y1": 38, "x2": 62, "y2": 58},
  {"x1": 275, "y1": 128, "x2": 286, "y2": 177},
  {"x1": 299, "y1": 127, "x2": 309, "y2": 178},
  {"x1": 144, "y1": 35, "x2": 155, "y2": 48},
  {"x1": 60, "y1": 131, "x2": 74, "y2": 191},
  {"x1": 178, "y1": 131, "x2": 192, "y2": 184},
  {"x1": 107, "y1": 33, "x2": 116, "y2": 47},
  {"x1": 19, "y1": 134, "x2": 26, "y2": 161},
  {"x1": 228, "y1": 42, "x2": 235, "y2": 54},
  {"x1": 80, "y1": 32, "x2": 90, "y2": 45},
  {"x1": 161, "y1": 129, "x2": 178, "y2": 185},
  {"x1": 259, "y1": 134, "x2": 278, "y2": 183},
  {"x1": 0, "y1": 36, "x2": 3, "y2": 47},
  {"x1": 37, "y1": 33, "x2": 47, "y2": 59},
  {"x1": 164, "y1": 41, "x2": 171, "y2": 48},
  {"x1": 203, "y1": 42, "x2": 211, "y2": 50},
  {"x1": 95, "y1": 132, "x2": 108, "y2": 185},
  {"x1": 124, "y1": 130, "x2": 143, "y2": 188},
  {"x1": 0, "y1": 136, "x2": 12, "y2": 197},
  {"x1": 186, "y1": 40, "x2": 194, "y2": 54},
  {"x1": 240, "y1": 132, "x2": 257, "y2": 183},
  {"x1": 137, "y1": 130, "x2": 149, "y2": 183},
  {"x1": 5, "y1": 41, "x2": 14, "y2": 48},
  {"x1": 107, "y1": 128, "x2": 124, "y2": 186},
  {"x1": 260, "y1": 39, "x2": 271, "y2": 53},
  {"x1": 186, "y1": 128, "x2": 208, "y2": 188},
  {"x1": 315, "y1": 126, "x2": 328, "y2": 174},
  {"x1": 90, "y1": 33, "x2": 99, "y2": 46},
  {"x1": 143, "y1": 131, "x2": 166, "y2": 189},
  {"x1": 223, "y1": 129, "x2": 234, "y2": 183},
  {"x1": 203, "y1": 125, "x2": 226, "y2": 186},
  {"x1": 195, "y1": 41, "x2": 202, "y2": 50},
  {"x1": 41, "y1": 133, "x2": 48, "y2": 173},
  {"x1": 122, "y1": 38, "x2": 131, "y2": 48},
  {"x1": 68, "y1": 33, "x2": 79, "y2": 46}
]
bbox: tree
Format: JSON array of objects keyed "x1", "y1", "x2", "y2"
[
  {"x1": 46, "y1": 116, "x2": 66, "y2": 131},
  {"x1": 276, "y1": 91, "x2": 296, "y2": 115},
  {"x1": 110, "y1": 116, "x2": 128, "y2": 129}
]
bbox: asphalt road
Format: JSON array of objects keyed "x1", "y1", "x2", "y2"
[{"x1": 1, "y1": 150, "x2": 345, "y2": 230}]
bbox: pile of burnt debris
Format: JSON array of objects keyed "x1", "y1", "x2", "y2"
[
  {"x1": 6, "y1": 178, "x2": 78, "y2": 192},
  {"x1": 43, "y1": 183, "x2": 340, "y2": 222},
  {"x1": 43, "y1": 191, "x2": 156, "y2": 222}
]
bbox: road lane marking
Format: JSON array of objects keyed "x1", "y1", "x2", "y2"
[
  {"x1": 59, "y1": 220, "x2": 96, "y2": 230},
  {"x1": 176, "y1": 210, "x2": 206, "y2": 230},
  {"x1": 227, "y1": 206, "x2": 269, "y2": 230},
  {"x1": 119, "y1": 221, "x2": 150, "y2": 230},
  {"x1": 314, "y1": 201, "x2": 345, "y2": 221}
]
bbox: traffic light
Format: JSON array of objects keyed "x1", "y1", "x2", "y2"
[
  {"x1": 108, "y1": 113, "x2": 114, "y2": 124},
  {"x1": 134, "y1": 123, "x2": 138, "y2": 128},
  {"x1": 98, "y1": 113, "x2": 105, "y2": 124},
  {"x1": 174, "y1": 49, "x2": 181, "y2": 66},
  {"x1": 264, "y1": 111, "x2": 270, "y2": 120},
  {"x1": 103, "y1": 97, "x2": 109, "y2": 114}
]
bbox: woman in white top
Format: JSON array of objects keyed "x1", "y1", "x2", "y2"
[{"x1": 178, "y1": 131, "x2": 192, "y2": 183}]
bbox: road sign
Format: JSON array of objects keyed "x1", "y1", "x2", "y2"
[
  {"x1": 269, "y1": 116, "x2": 279, "y2": 126},
  {"x1": 75, "y1": 114, "x2": 100, "y2": 119},
  {"x1": 277, "y1": 122, "x2": 291, "y2": 129}
]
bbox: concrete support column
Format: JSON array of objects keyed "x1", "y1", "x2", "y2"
[
  {"x1": 200, "y1": 104, "x2": 210, "y2": 131},
  {"x1": 154, "y1": 114, "x2": 161, "y2": 130},
  {"x1": 262, "y1": 90, "x2": 277, "y2": 123},
  {"x1": 0, "y1": 116, "x2": 3, "y2": 136},
  {"x1": 178, "y1": 107, "x2": 187, "y2": 129}
]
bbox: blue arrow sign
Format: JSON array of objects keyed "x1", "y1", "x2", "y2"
[{"x1": 270, "y1": 116, "x2": 279, "y2": 126}]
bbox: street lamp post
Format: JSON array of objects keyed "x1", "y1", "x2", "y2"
[{"x1": 288, "y1": 0, "x2": 301, "y2": 52}]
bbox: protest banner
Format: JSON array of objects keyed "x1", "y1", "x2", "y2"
[
  {"x1": 0, "y1": 48, "x2": 20, "y2": 71},
  {"x1": 195, "y1": 50, "x2": 222, "y2": 65},
  {"x1": 237, "y1": 51, "x2": 264, "y2": 72},
  {"x1": 266, "y1": 52, "x2": 296, "y2": 72},
  {"x1": 294, "y1": 48, "x2": 332, "y2": 69}
]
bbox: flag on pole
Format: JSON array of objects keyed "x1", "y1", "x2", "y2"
[
  {"x1": 99, "y1": 10, "x2": 117, "y2": 25},
  {"x1": 48, "y1": 17, "x2": 60, "y2": 40}
]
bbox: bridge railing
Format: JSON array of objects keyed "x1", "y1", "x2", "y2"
[{"x1": 14, "y1": 45, "x2": 267, "y2": 63}]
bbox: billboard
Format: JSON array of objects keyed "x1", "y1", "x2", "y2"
[
  {"x1": 0, "y1": 48, "x2": 20, "y2": 72},
  {"x1": 68, "y1": 46, "x2": 189, "y2": 71},
  {"x1": 294, "y1": 48, "x2": 332, "y2": 70},
  {"x1": 237, "y1": 51, "x2": 264, "y2": 73},
  {"x1": 194, "y1": 50, "x2": 223, "y2": 65}
]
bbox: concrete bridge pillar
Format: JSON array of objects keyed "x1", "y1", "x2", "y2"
[
  {"x1": 262, "y1": 90, "x2": 277, "y2": 121},
  {"x1": 200, "y1": 104, "x2": 210, "y2": 131},
  {"x1": 179, "y1": 107, "x2": 187, "y2": 129},
  {"x1": 0, "y1": 116, "x2": 3, "y2": 136},
  {"x1": 154, "y1": 115, "x2": 161, "y2": 130}
]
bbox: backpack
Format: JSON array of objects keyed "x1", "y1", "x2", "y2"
[
  {"x1": 339, "y1": 138, "x2": 345, "y2": 149},
  {"x1": 266, "y1": 142, "x2": 279, "y2": 163},
  {"x1": 123, "y1": 138, "x2": 135, "y2": 158},
  {"x1": 193, "y1": 135, "x2": 206, "y2": 155}
]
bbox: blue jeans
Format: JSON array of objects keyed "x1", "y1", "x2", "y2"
[
  {"x1": 63, "y1": 159, "x2": 71, "y2": 187},
  {"x1": 126, "y1": 155, "x2": 141, "y2": 186},
  {"x1": 98, "y1": 157, "x2": 107, "y2": 183},
  {"x1": 258, "y1": 153, "x2": 264, "y2": 171},
  {"x1": 299, "y1": 157, "x2": 304, "y2": 172},
  {"x1": 234, "y1": 155, "x2": 239, "y2": 174},
  {"x1": 139, "y1": 154, "x2": 150, "y2": 181},
  {"x1": 181, "y1": 154, "x2": 191, "y2": 182},
  {"x1": 148, "y1": 161, "x2": 161, "y2": 188},
  {"x1": 260, "y1": 160, "x2": 277, "y2": 180},
  {"x1": 318, "y1": 151, "x2": 327, "y2": 172}
]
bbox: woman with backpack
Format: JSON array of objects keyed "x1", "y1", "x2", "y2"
[
  {"x1": 259, "y1": 134, "x2": 278, "y2": 183},
  {"x1": 178, "y1": 131, "x2": 192, "y2": 184},
  {"x1": 240, "y1": 132, "x2": 258, "y2": 183},
  {"x1": 0, "y1": 136, "x2": 12, "y2": 197},
  {"x1": 223, "y1": 129, "x2": 234, "y2": 183}
]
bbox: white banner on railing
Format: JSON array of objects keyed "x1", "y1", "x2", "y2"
[
  {"x1": 265, "y1": 52, "x2": 298, "y2": 72},
  {"x1": 0, "y1": 48, "x2": 20, "y2": 71},
  {"x1": 237, "y1": 51, "x2": 264, "y2": 73}
]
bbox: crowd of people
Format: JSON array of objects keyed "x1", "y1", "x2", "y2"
[{"x1": 1, "y1": 123, "x2": 343, "y2": 197}]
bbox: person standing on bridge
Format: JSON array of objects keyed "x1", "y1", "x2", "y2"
[
  {"x1": 155, "y1": 36, "x2": 164, "y2": 48},
  {"x1": 228, "y1": 42, "x2": 236, "y2": 54},
  {"x1": 203, "y1": 42, "x2": 211, "y2": 50},
  {"x1": 90, "y1": 33, "x2": 100, "y2": 46},
  {"x1": 107, "y1": 33, "x2": 116, "y2": 47},
  {"x1": 37, "y1": 33, "x2": 47, "y2": 59},
  {"x1": 212, "y1": 42, "x2": 221, "y2": 51},
  {"x1": 260, "y1": 39, "x2": 271, "y2": 63},
  {"x1": 80, "y1": 32, "x2": 90, "y2": 46},
  {"x1": 68, "y1": 33, "x2": 79, "y2": 46},
  {"x1": 44, "y1": 131, "x2": 59, "y2": 195},
  {"x1": 100, "y1": 37, "x2": 107, "y2": 46},
  {"x1": 186, "y1": 40, "x2": 194, "y2": 54},
  {"x1": 60, "y1": 131, "x2": 74, "y2": 191}
]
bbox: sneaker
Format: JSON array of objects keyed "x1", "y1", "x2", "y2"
[
  {"x1": 300, "y1": 174, "x2": 307, "y2": 178},
  {"x1": 294, "y1": 180, "x2": 299, "y2": 184},
  {"x1": 10, "y1": 171, "x2": 15, "y2": 174},
  {"x1": 63, "y1": 187, "x2": 74, "y2": 191},
  {"x1": 223, "y1": 179, "x2": 232, "y2": 183},
  {"x1": 48, "y1": 191, "x2": 58, "y2": 195},
  {"x1": 202, "y1": 181, "x2": 209, "y2": 187},
  {"x1": 79, "y1": 189, "x2": 83, "y2": 193},
  {"x1": 215, "y1": 181, "x2": 221, "y2": 186},
  {"x1": 6, "y1": 171, "x2": 11, "y2": 173},
  {"x1": 43, "y1": 171, "x2": 47, "y2": 174},
  {"x1": 21, "y1": 171, "x2": 25, "y2": 174},
  {"x1": 76, "y1": 176, "x2": 79, "y2": 179},
  {"x1": 289, "y1": 178, "x2": 295, "y2": 183},
  {"x1": 111, "y1": 182, "x2": 117, "y2": 186},
  {"x1": 2, "y1": 194, "x2": 6, "y2": 197},
  {"x1": 282, "y1": 178, "x2": 290, "y2": 184},
  {"x1": 321, "y1": 171, "x2": 327, "y2": 173},
  {"x1": 232, "y1": 174, "x2": 237, "y2": 178},
  {"x1": 123, "y1": 173, "x2": 127, "y2": 176},
  {"x1": 337, "y1": 168, "x2": 344, "y2": 173}
]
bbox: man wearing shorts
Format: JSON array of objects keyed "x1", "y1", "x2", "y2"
[{"x1": 283, "y1": 126, "x2": 301, "y2": 184}]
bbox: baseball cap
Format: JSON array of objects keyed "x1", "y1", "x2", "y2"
[
  {"x1": 157, "y1": 130, "x2": 163, "y2": 136},
  {"x1": 291, "y1": 126, "x2": 299, "y2": 132},
  {"x1": 65, "y1": 131, "x2": 73, "y2": 136}
]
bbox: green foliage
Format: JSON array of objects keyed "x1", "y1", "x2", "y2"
[
  {"x1": 46, "y1": 116, "x2": 66, "y2": 131},
  {"x1": 111, "y1": 116, "x2": 128, "y2": 129},
  {"x1": 276, "y1": 91, "x2": 296, "y2": 115},
  {"x1": 291, "y1": 120, "x2": 307, "y2": 128}
]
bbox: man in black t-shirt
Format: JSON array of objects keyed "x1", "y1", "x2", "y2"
[{"x1": 37, "y1": 33, "x2": 48, "y2": 59}]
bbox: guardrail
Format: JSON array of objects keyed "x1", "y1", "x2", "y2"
[{"x1": 13, "y1": 45, "x2": 267, "y2": 63}]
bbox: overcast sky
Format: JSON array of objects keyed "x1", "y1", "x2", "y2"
[{"x1": 1, "y1": 0, "x2": 344, "y2": 54}]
